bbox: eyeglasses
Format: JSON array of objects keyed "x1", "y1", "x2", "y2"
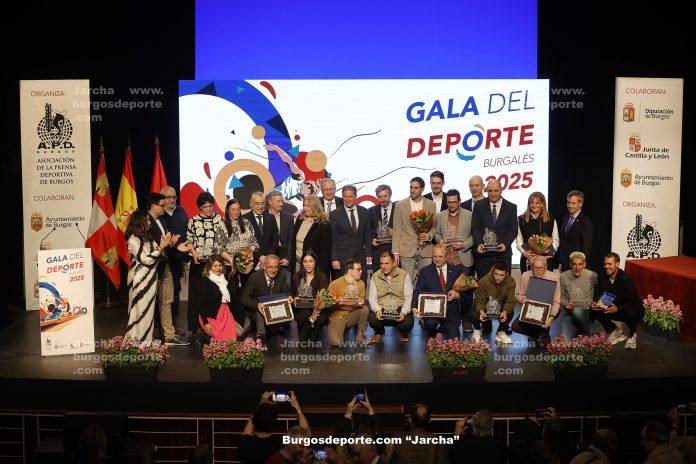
[
  {"x1": 164, "y1": 195, "x2": 177, "y2": 199},
  {"x1": 157, "y1": 203, "x2": 166, "y2": 207}
]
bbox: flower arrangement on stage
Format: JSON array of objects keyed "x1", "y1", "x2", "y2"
[
  {"x1": 426, "y1": 335, "x2": 490, "y2": 368},
  {"x1": 409, "y1": 209, "x2": 434, "y2": 247},
  {"x1": 100, "y1": 335, "x2": 169, "y2": 369},
  {"x1": 527, "y1": 234, "x2": 552, "y2": 255},
  {"x1": 643, "y1": 295, "x2": 682, "y2": 332},
  {"x1": 545, "y1": 333, "x2": 611, "y2": 368},
  {"x1": 202, "y1": 338, "x2": 267, "y2": 370}
]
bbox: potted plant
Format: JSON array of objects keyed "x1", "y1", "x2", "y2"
[
  {"x1": 426, "y1": 336, "x2": 490, "y2": 382},
  {"x1": 203, "y1": 338, "x2": 267, "y2": 383},
  {"x1": 643, "y1": 295, "x2": 682, "y2": 341},
  {"x1": 100, "y1": 335, "x2": 169, "y2": 382},
  {"x1": 546, "y1": 333, "x2": 611, "y2": 380}
]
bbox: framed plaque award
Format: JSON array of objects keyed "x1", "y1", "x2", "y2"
[
  {"x1": 381, "y1": 307, "x2": 401, "y2": 320},
  {"x1": 258, "y1": 294, "x2": 293, "y2": 325},
  {"x1": 418, "y1": 293, "x2": 447, "y2": 318},
  {"x1": 519, "y1": 277, "x2": 557, "y2": 326}
]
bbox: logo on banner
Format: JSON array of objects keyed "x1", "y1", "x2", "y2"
[
  {"x1": 623, "y1": 102, "x2": 635, "y2": 122},
  {"x1": 36, "y1": 103, "x2": 75, "y2": 150},
  {"x1": 626, "y1": 214, "x2": 661, "y2": 259},
  {"x1": 628, "y1": 133, "x2": 641, "y2": 152},
  {"x1": 31, "y1": 212, "x2": 44, "y2": 232},
  {"x1": 620, "y1": 169, "x2": 633, "y2": 188}
]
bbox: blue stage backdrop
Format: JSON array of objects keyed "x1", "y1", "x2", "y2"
[{"x1": 196, "y1": 0, "x2": 537, "y2": 79}]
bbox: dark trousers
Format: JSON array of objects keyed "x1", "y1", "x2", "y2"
[
  {"x1": 187, "y1": 261, "x2": 207, "y2": 333},
  {"x1": 368, "y1": 312, "x2": 414, "y2": 335},
  {"x1": 473, "y1": 305, "x2": 514, "y2": 334},
  {"x1": 595, "y1": 307, "x2": 642, "y2": 337},
  {"x1": 294, "y1": 308, "x2": 329, "y2": 342},
  {"x1": 243, "y1": 307, "x2": 291, "y2": 342},
  {"x1": 170, "y1": 260, "x2": 183, "y2": 325},
  {"x1": 511, "y1": 317, "x2": 550, "y2": 341},
  {"x1": 421, "y1": 303, "x2": 462, "y2": 340}
]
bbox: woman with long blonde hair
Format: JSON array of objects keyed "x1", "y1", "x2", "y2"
[
  {"x1": 290, "y1": 194, "x2": 332, "y2": 274},
  {"x1": 516, "y1": 191, "x2": 559, "y2": 270}
]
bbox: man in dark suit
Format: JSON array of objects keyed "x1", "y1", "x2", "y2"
[
  {"x1": 460, "y1": 175, "x2": 485, "y2": 212},
  {"x1": 558, "y1": 189, "x2": 593, "y2": 271},
  {"x1": 266, "y1": 190, "x2": 294, "y2": 279},
  {"x1": 412, "y1": 244, "x2": 464, "y2": 340},
  {"x1": 368, "y1": 184, "x2": 396, "y2": 273},
  {"x1": 423, "y1": 170, "x2": 447, "y2": 212},
  {"x1": 471, "y1": 179, "x2": 518, "y2": 278},
  {"x1": 160, "y1": 186, "x2": 189, "y2": 331},
  {"x1": 240, "y1": 254, "x2": 292, "y2": 343},
  {"x1": 330, "y1": 185, "x2": 371, "y2": 281},
  {"x1": 242, "y1": 191, "x2": 279, "y2": 267},
  {"x1": 319, "y1": 178, "x2": 344, "y2": 215}
]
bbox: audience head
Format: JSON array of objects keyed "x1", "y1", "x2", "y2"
[
  {"x1": 76, "y1": 424, "x2": 108, "y2": 463},
  {"x1": 641, "y1": 421, "x2": 670, "y2": 453},
  {"x1": 284, "y1": 426, "x2": 311, "y2": 460},
  {"x1": 592, "y1": 428, "x2": 618, "y2": 458},
  {"x1": 472, "y1": 409, "x2": 494, "y2": 438},
  {"x1": 409, "y1": 403, "x2": 431, "y2": 430},
  {"x1": 251, "y1": 403, "x2": 279, "y2": 433},
  {"x1": 349, "y1": 435, "x2": 378, "y2": 464}
]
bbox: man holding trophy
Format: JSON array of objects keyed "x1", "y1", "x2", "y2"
[
  {"x1": 471, "y1": 180, "x2": 518, "y2": 279},
  {"x1": 367, "y1": 251, "x2": 414, "y2": 343},
  {"x1": 472, "y1": 260, "x2": 516, "y2": 343},
  {"x1": 369, "y1": 185, "x2": 396, "y2": 273}
]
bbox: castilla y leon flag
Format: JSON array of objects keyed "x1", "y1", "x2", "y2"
[
  {"x1": 86, "y1": 147, "x2": 121, "y2": 288},
  {"x1": 150, "y1": 138, "x2": 168, "y2": 193},
  {"x1": 114, "y1": 147, "x2": 138, "y2": 266}
]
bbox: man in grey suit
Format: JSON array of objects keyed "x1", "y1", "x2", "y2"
[
  {"x1": 392, "y1": 177, "x2": 437, "y2": 282},
  {"x1": 435, "y1": 189, "x2": 475, "y2": 333},
  {"x1": 330, "y1": 185, "x2": 372, "y2": 281}
]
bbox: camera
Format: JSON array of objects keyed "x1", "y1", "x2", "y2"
[
  {"x1": 535, "y1": 408, "x2": 548, "y2": 419},
  {"x1": 314, "y1": 449, "x2": 328, "y2": 460},
  {"x1": 355, "y1": 388, "x2": 366, "y2": 401},
  {"x1": 677, "y1": 404, "x2": 687, "y2": 414},
  {"x1": 273, "y1": 392, "x2": 290, "y2": 402},
  {"x1": 465, "y1": 417, "x2": 473, "y2": 426}
]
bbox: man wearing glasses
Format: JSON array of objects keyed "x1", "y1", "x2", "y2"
[
  {"x1": 160, "y1": 186, "x2": 189, "y2": 331},
  {"x1": 243, "y1": 191, "x2": 279, "y2": 269},
  {"x1": 326, "y1": 260, "x2": 371, "y2": 347},
  {"x1": 146, "y1": 192, "x2": 189, "y2": 345}
]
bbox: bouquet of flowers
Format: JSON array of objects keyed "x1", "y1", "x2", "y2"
[
  {"x1": 454, "y1": 274, "x2": 478, "y2": 292},
  {"x1": 545, "y1": 333, "x2": 611, "y2": 369},
  {"x1": 528, "y1": 234, "x2": 552, "y2": 255},
  {"x1": 100, "y1": 335, "x2": 169, "y2": 370},
  {"x1": 233, "y1": 246, "x2": 254, "y2": 274},
  {"x1": 643, "y1": 294, "x2": 682, "y2": 332},
  {"x1": 426, "y1": 335, "x2": 490, "y2": 368},
  {"x1": 410, "y1": 209, "x2": 434, "y2": 247},
  {"x1": 202, "y1": 338, "x2": 267, "y2": 370}
]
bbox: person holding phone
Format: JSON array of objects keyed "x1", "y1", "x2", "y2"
[
  {"x1": 239, "y1": 391, "x2": 309, "y2": 464},
  {"x1": 450, "y1": 409, "x2": 505, "y2": 463},
  {"x1": 392, "y1": 403, "x2": 448, "y2": 463}
]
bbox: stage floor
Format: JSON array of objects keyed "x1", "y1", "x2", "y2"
[{"x1": 1, "y1": 307, "x2": 696, "y2": 384}]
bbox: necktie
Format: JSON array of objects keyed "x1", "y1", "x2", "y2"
[
  {"x1": 349, "y1": 208, "x2": 357, "y2": 232},
  {"x1": 327, "y1": 201, "x2": 334, "y2": 214},
  {"x1": 382, "y1": 208, "x2": 388, "y2": 222},
  {"x1": 256, "y1": 214, "x2": 263, "y2": 229},
  {"x1": 565, "y1": 215, "x2": 575, "y2": 233},
  {"x1": 438, "y1": 267, "x2": 447, "y2": 292},
  {"x1": 267, "y1": 277, "x2": 274, "y2": 289},
  {"x1": 491, "y1": 204, "x2": 498, "y2": 224}
]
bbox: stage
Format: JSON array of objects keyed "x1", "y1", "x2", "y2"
[{"x1": 1, "y1": 307, "x2": 696, "y2": 417}]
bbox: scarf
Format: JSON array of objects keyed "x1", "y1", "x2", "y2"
[{"x1": 208, "y1": 272, "x2": 230, "y2": 303}]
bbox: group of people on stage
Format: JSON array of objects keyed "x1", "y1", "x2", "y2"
[{"x1": 123, "y1": 170, "x2": 644, "y2": 350}]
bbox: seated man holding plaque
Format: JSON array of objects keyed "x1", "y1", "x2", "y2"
[
  {"x1": 367, "y1": 251, "x2": 414, "y2": 343},
  {"x1": 473, "y1": 260, "x2": 516, "y2": 342},
  {"x1": 411, "y1": 244, "x2": 463, "y2": 340},
  {"x1": 240, "y1": 254, "x2": 292, "y2": 345},
  {"x1": 512, "y1": 255, "x2": 561, "y2": 347},
  {"x1": 326, "y1": 260, "x2": 371, "y2": 347},
  {"x1": 591, "y1": 252, "x2": 643, "y2": 349}
]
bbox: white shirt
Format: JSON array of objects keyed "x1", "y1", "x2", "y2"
[
  {"x1": 489, "y1": 198, "x2": 502, "y2": 215},
  {"x1": 345, "y1": 205, "x2": 359, "y2": 229},
  {"x1": 431, "y1": 193, "x2": 443, "y2": 212},
  {"x1": 152, "y1": 216, "x2": 166, "y2": 236},
  {"x1": 324, "y1": 198, "x2": 336, "y2": 214},
  {"x1": 410, "y1": 198, "x2": 423, "y2": 212}
]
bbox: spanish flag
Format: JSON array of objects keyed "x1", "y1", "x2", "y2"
[{"x1": 114, "y1": 147, "x2": 138, "y2": 266}]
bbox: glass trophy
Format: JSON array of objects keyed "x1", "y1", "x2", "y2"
[
  {"x1": 482, "y1": 228, "x2": 499, "y2": 251},
  {"x1": 485, "y1": 296, "x2": 501, "y2": 320},
  {"x1": 376, "y1": 220, "x2": 392, "y2": 244}
]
